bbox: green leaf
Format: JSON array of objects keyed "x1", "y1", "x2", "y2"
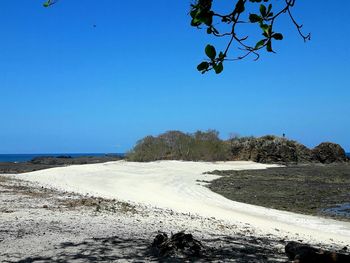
[
  {"x1": 249, "y1": 14, "x2": 261, "y2": 23},
  {"x1": 191, "y1": 18, "x2": 201, "y2": 27},
  {"x1": 205, "y1": 44, "x2": 216, "y2": 60},
  {"x1": 260, "y1": 23, "x2": 268, "y2": 31},
  {"x1": 214, "y1": 62, "x2": 224, "y2": 74},
  {"x1": 197, "y1": 61, "x2": 209, "y2": 71},
  {"x1": 255, "y1": 39, "x2": 265, "y2": 49},
  {"x1": 266, "y1": 40, "x2": 273, "y2": 52},
  {"x1": 267, "y1": 4, "x2": 272, "y2": 15},
  {"x1": 201, "y1": 11, "x2": 213, "y2": 26},
  {"x1": 272, "y1": 33, "x2": 283, "y2": 40},
  {"x1": 190, "y1": 10, "x2": 197, "y2": 18},
  {"x1": 43, "y1": 0, "x2": 57, "y2": 8},
  {"x1": 234, "y1": 0, "x2": 245, "y2": 14},
  {"x1": 260, "y1": 4, "x2": 267, "y2": 17}
]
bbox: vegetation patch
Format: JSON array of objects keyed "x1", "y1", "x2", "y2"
[
  {"x1": 59, "y1": 197, "x2": 137, "y2": 214},
  {"x1": 127, "y1": 130, "x2": 229, "y2": 162}
]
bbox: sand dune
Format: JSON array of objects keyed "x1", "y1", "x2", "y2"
[{"x1": 14, "y1": 160, "x2": 350, "y2": 245}]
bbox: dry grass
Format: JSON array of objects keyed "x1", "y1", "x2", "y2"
[
  {"x1": 58, "y1": 197, "x2": 138, "y2": 214},
  {"x1": 0, "y1": 175, "x2": 137, "y2": 215},
  {"x1": 0, "y1": 175, "x2": 9, "y2": 182}
]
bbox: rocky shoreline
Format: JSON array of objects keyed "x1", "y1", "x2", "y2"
[
  {"x1": 207, "y1": 163, "x2": 350, "y2": 221},
  {"x1": 229, "y1": 136, "x2": 348, "y2": 164},
  {"x1": 0, "y1": 155, "x2": 123, "y2": 174}
]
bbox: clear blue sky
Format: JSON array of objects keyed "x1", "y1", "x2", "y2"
[{"x1": 0, "y1": 1, "x2": 349, "y2": 153}]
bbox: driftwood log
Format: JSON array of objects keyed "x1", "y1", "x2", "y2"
[
  {"x1": 285, "y1": 242, "x2": 350, "y2": 263},
  {"x1": 152, "y1": 231, "x2": 203, "y2": 257},
  {"x1": 152, "y1": 233, "x2": 350, "y2": 261}
]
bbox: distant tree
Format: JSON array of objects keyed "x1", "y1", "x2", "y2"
[
  {"x1": 127, "y1": 130, "x2": 230, "y2": 162},
  {"x1": 43, "y1": 0, "x2": 310, "y2": 74}
]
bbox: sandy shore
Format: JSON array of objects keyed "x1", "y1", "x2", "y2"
[
  {"x1": 1, "y1": 160, "x2": 350, "y2": 261},
  {"x1": 1, "y1": 174, "x2": 288, "y2": 262}
]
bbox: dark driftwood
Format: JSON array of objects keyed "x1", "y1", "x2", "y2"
[
  {"x1": 285, "y1": 242, "x2": 350, "y2": 263},
  {"x1": 152, "y1": 231, "x2": 203, "y2": 257}
]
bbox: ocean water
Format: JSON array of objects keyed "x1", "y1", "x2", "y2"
[
  {"x1": 323, "y1": 203, "x2": 350, "y2": 218},
  {"x1": 1, "y1": 152, "x2": 348, "y2": 163},
  {"x1": 0, "y1": 153, "x2": 124, "y2": 163}
]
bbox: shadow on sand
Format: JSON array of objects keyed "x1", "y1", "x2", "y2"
[{"x1": 11, "y1": 233, "x2": 288, "y2": 262}]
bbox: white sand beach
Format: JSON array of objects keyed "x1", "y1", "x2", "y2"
[{"x1": 10, "y1": 160, "x2": 350, "y2": 245}]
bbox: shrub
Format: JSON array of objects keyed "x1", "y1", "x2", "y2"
[{"x1": 126, "y1": 130, "x2": 230, "y2": 162}]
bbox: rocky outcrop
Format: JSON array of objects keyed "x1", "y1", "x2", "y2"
[
  {"x1": 229, "y1": 136, "x2": 347, "y2": 164},
  {"x1": 312, "y1": 142, "x2": 347, "y2": 164},
  {"x1": 229, "y1": 135, "x2": 313, "y2": 164}
]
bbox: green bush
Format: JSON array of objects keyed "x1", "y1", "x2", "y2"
[{"x1": 126, "y1": 130, "x2": 230, "y2": 162}]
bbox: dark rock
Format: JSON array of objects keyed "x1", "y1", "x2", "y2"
[
  {"x1": 312, "y1": 142, "x2": 347, "y2": 164},
  {"x1": 228, "y1": 136, "x2": 348, "y2": 164},
  {"x1": 30, "y1": 157, "x2": 59, "y2": 165},
  {"x1": 56, "y1": 155, "x2": 72, "y2": 159},
  {"x1": 229, "y1": 135, "x2": 313, "y2": 164},
  {"x1": 29, "y1": 156, "x2": 122, "y2": 166}
]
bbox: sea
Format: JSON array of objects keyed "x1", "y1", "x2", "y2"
[
  {"x1": 0, "y1": 153, "x2": 124, "y2": 163},
  {"x1": 0, "y1": 152, "x2": 348, "y2": 163}
]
